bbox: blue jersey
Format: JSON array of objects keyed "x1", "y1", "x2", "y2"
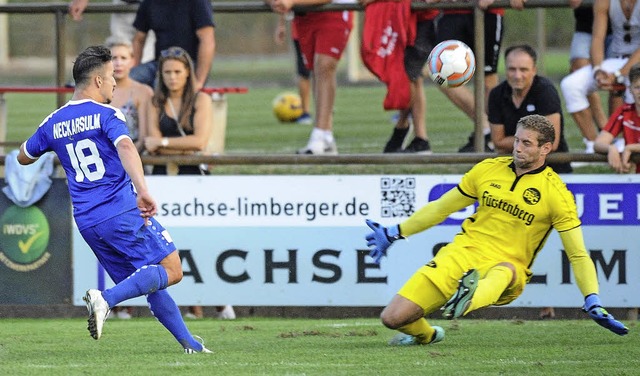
[{"x1": 23, "y1": 99, "x2": 138, "y2": 230}]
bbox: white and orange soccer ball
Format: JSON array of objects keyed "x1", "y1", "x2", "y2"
[
  {"x1": 427, "y1": 40, "x2": 476, "y2": 88},
  {"x1": 272, "y1": 92, "x2": 303, "y2": 122}
]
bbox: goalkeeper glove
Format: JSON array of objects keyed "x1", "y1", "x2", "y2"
[
  {"x1": 365, "y1": 219, "x2": 403, "y2": 264},
  {"x1": 583, "y1": 294, "x2": 629, "y2": 336}
]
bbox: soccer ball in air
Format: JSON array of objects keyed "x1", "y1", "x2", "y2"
[
  {"x1": 272, "y1": 92, "x2": 303, "y2": 122},
  {"x1": 427, "y1": 40, "x2": 476, "y2": 88}
]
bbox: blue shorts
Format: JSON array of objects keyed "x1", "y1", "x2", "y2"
[{"x1": 79, "y1": 209, "x2": 176, "y2": 284}]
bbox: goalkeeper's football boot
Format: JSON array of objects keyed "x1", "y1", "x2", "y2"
[
  {"x1": 184, "y1": 335, "x2": 213, "y2": 354},
  {"x1": 442, "y1": 269, "x2": 479, "y2": 320},
  {"x1": 388, "y1": 326, "x2": 445, "y2": 346},
  {"x1": 83, "y1": 289, "x2": 110, "y2": 340}
]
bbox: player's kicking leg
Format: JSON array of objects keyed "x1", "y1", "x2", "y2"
[{"x1": 442, "y1": 269, "x2": 479, "y2": 319}]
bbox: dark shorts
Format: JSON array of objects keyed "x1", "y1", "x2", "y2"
[
  {"x1": 293, "y1": 39, "x2": 311, "y2": 79},
  {"x1": 436, "y1": 13, "x2": 504, "y2": 74},
  {"x1": 405, "y1": 20, "x2": 436, "y2": 81}
]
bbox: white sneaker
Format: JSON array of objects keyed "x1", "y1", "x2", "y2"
[
  {"x1": 116, "y1": 310, "x2": 132, "y2": 320},
  {"x1": 297, "y1": 138, "x2": 338, "y2": 155},
  {"x1": 82, "y1": 289, "x2": 110, "y2": 340},
  {"x1": 583, "y1": 138, "x2": 595, "y2": 154},
  {"x1": 215, "y1": 305, "x2": 236, "y2": 320},
  {"x1": 184, "y1": 312, "x2": 201, "y2": 320},
  {"x1": 184, "y1": 335, "x2": 213, "y2": 354}
]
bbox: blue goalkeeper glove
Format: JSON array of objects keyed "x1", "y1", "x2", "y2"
[
  {"x1": 365, "y1": 219, "x2": 403, "y2": 264},
  {"x1": 583, "y1": 294, "x2": 629, "y2": 336}
]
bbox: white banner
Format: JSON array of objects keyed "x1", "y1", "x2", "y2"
[{"x1": 72, "y1": 174, "x2": 640, "y2": 307}]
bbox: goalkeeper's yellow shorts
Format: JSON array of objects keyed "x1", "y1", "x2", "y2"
[{"x1": 397, "y1": 242, "x2": 531, "y2": 314}]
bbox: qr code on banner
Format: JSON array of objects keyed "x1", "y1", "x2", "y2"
[{"x1": 380, "y1": 177, "x2": 416, "y2": 218}]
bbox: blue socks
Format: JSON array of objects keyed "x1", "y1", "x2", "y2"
[
  {"x1": 100, "y1": 264, "x2": 202, "y2": 351},
  {"x1": 147, "y1": 290, "x2": 204, "y2": 351},
  {"x1": 102, "y1": 264, "x2": 169, "y2": 308}
]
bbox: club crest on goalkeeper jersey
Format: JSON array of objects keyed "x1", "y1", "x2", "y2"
[{"x1": 455, "y1": 156, "x2": 581, "y2": 268}]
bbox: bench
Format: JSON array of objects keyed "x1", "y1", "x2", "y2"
[{"x1": 0, "y1": 86, "x2": 248, "y2": 155}]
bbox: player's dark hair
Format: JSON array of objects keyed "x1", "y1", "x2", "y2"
[
  {"x1": 72, "y1": 45, "x2": 112, "y2": 87},
  {"x1": 504, "y1": 44, "x2": 537, "y2": 65},
  {"x1": 517, "y1": 114, "x2": 555, "y2": 146},
  {"x1": 153, "y1": 46, "x2": 198, "y2": 132},
  {"x1": 629, "y1": 63, "x2": 640, "y2": 84}
]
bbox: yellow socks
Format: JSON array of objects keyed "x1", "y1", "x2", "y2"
[{"x1": 397, "y1": 318, "x2": 436, "y2": 344}]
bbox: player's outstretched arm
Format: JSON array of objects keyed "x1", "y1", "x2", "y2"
[
  {"x1": 364, "y1": 187, "x2": 473, "y2": 264},
  {"x1": 559, "y1": 228, "x2": 628, "y2": 335},
  {"x1": 583, "y1": 294, "x2": 629, "y2": 336}
]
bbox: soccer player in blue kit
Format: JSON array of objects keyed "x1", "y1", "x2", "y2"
[{"x1": 17, "y1": 45, "x2": 211, "y2": 354}]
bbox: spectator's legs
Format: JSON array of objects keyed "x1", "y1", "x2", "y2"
[
  {"x1": 299, "y1": 75, "x2": 312, "y2": 116},
  {"x1": 410, "y1": 77, "x2": 428, "y2": 141},
  {"x1": 313, "y1": 53, "x2": 338, "y2": 133}
]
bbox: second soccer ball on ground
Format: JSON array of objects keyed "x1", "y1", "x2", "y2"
[{"x1": 272, "y1": 92, "x2": 303, "y2": 123}]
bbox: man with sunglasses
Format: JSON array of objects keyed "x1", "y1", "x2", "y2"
[
  {"x1": 561, "y1": 0, "x2": 640, "y2": 153},
  {"x1": 131, "y1": 0, "x2": 215, "y2": 90}
]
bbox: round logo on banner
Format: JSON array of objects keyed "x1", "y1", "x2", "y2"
[{"x1": 0, "y1": 205, "x2": 51, "y2": 271}]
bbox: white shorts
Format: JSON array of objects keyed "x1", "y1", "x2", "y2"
[{"x1": 560, "y1": 57, "x2": 633, "y2": 113}]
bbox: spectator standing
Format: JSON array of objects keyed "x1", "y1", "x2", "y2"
[
  {"x1": 68, "y1": 0, "x2": 156, "y2": 63},
  {"x1": 568, "y1": 0, "x2": 613, "y2": 151},
  {"x1": 426, "y1": 0, "x2": 521, "y2": 152},
  {"x1": 17, "y1": 45, "x2": 211, "y2": 353},
  {"x1": 358, "y1": 0, "x2": 439, "y2": 154},
  {"x1": 594, "y1": 63, "x2": 640, "y2": 173},
  {"x1": 561, "y1": 0, "x2": 640, "y2": 152},
  {"x1": 275, "y1": 13, "x2": 313, "y2": 125},
  {"x1": 144, "y1": 46, "x2": 235, "y2": 320},
  {"x1": 131, "y1": 0, "x2": 215, "y2": 91},
  {"x1": 488, "y1": 44, "x2": 573, "y2": 173},
  {"x1": 364, "y1": 114, "x2": 628, "y2": 346},
  {"x1": 268, "y1": 0, "x2": 353, "y2": 154}
]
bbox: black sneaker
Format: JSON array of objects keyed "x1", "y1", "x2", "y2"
[
  {"x1": 383, "y1": 127, "x2": 410, "y2": 153},
  {"x1": 458, "y1": 132, "x2": 493, "y2": 153},
  {"x1": 402, "y1": 137, "x2": 432, "y2": 154}
]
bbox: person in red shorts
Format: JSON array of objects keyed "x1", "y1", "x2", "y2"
[
  {"x1": 268, "y1": 0, "x2": 353, "y2": 154},
  {"x1": 594, "y1": 63, "x2": 640, "y2": 173}
]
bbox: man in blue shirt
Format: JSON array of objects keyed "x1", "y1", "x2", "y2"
[{"x1": 17, "y1": 45, "x2": 211, "y2": 354}]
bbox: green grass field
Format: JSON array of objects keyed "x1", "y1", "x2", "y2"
[
  {"x1": 0, "y1": 40, "x2": 635, "y2": 376},
  {"x1": 0, "y1": 317, "x2": 638, "y2": 375}
]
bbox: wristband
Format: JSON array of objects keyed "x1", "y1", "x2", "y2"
[
  {"x1": 161, "y1": 137, "x2": 169, "y2": 147},
  {"x1": 614, "y1": 70, "x2": 625, "y2": 84}
]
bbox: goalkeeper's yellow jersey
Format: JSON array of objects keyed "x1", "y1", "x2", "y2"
[{"x1": 408, "y1": 157, "x2": 580, "y2": 268}]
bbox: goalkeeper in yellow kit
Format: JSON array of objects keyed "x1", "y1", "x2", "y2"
[{"x1": 365, "y1": 114, "x2": 628, "y2": 346}]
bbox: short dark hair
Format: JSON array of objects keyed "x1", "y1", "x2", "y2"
[
  {"x1": 516, "y1": 114, "x2": 555, "y2": 146},
  {"x1": 72, "y1": 45, "x2": 112, "y2": 87},
  {"x1": 504, "y1": 44, "x2": 537, "y2": 65},
  {"x1": 629, "y1": 63, "x2": 640, "y2": 84}
]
